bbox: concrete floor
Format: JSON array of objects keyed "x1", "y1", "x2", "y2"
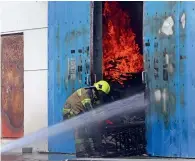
[
  {"x1": 1, "y1": 153, "x2": 195, "y2": 161},
  {"x1": 1, "y1": 153, "x2": 76, "y2": 161}
]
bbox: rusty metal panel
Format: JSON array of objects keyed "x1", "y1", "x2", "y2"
[
  {"x1": 1, "y1": 33, "x2": 24, "y2": 138},
  {"x1": 144, "y1": 1, "x2": 195, "y2": 158}
]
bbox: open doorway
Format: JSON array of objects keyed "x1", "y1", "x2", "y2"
[
  {"x1": 102, "y1": 1, "x2": 144, "y2": 101},
  {"x1": 90, "y1": 1, "x2": 146, "y2": 157}
]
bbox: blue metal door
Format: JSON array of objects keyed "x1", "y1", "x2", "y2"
[
  {"x1": 144, "y1": 1, "x2": 195, "y2": 157},
  {"x1": 48, "y1": 1, "x2": 92, "y2": 153}
]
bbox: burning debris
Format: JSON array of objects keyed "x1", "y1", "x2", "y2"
[{"x1": 103, "y1": 2, "x2": 143, "y2": 85}]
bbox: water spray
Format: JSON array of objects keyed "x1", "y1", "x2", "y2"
[{"x1": 1, "y1": 92, "x2": 147, "y2": 153}]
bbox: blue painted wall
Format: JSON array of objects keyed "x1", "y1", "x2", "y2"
[
  {"x1": 48, "y1": 1, "x2": 92, "y2": 153},
  {"x1": 144, "y1": 1, "x2": 195, "y2": 157},
  {"x1": 48, "y1": 1, "x2": 195, "y2": 157}
]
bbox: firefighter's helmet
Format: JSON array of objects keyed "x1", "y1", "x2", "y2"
[{"x1": 94, "y1": 80, "x2": 110, "y2": 94}]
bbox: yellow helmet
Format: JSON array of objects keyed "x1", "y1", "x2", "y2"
[{"x1": 94, "y1": 80, "x2": 110, "y2": 94}]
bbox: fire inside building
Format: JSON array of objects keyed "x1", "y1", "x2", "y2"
[
  {"x1": 77, "y1": 1, "x2": 146, "y2": 158},
  {"x1": 103, "y1": 1, "x2": 143, "y2": 88}
]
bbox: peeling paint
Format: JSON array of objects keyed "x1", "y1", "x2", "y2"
[
  {"x1": 165, "y1": 53, "x2": 175, "y2": 74},
  {"x1": 181, "y1": 13, "x2": 186, "y2": 29},
  {"x1": 165, "y1": 54, "x2": 169, "y2": 64},
  {"x1": 169, "y1": 92, "x2": 176, "y2": 116},
  {"x1": 168, "y1": 63, "x2": 174, "y2": 74},
  {"x1": 160, "y1": 16, "x2": 174, "y2": 36},
  {"x1": 162, "y1": 88, "x2": 168, "y2": 113},
  {"x1": 154, "y1": 89, "x2": 161, "y2": 102}
]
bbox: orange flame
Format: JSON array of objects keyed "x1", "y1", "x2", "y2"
[{"x1": 103, "y1": 2, "x2": 143, "y2": 85}]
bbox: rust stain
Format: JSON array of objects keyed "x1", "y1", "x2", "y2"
[
  {"x1": 179, "y1": 55, "x2": 186, "y2": 74},
  {"x1": 180, "y1": 55, "x2": 186, "y2": 59},
  {"x1": 65, "y1": 27, "x2": 89, "y2": 43},
  {"x1": 180, "y1": 86, "x2": 185, "y2": 106},
  {"x1": 169, "y1": 92, "x2": 176, "y2": 114},
  {"x1": 1, "y1": 33, "x2": 24, "y2": 138},
  {"x1": 162, "y1": 92, "x2": 176, "y2": 128}
]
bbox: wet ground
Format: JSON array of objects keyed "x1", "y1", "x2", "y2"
[
  {"x1": 1, "y1": 153, "x2": 75, "y2": 161},
  {"x1": 1, "y1": 153, "x2": 195, "y2": 161}
]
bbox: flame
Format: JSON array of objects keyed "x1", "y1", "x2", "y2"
[{"x1": 103, "y1": 2, "x2": 143, "y2": 85}]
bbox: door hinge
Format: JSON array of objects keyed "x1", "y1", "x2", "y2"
[{"x1": 142, "y1": 71, "x2": 147, "y2": 84}]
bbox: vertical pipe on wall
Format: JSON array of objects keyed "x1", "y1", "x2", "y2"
[
  {"x1": 91, "y1": 2, "x2": 103, "y2": 84},
  {"x1": 90, "y1": 1, "x2": 94, "y2": 84},
  {"x1": 0, "y1": 9, "x2": 2, "y2": 142}
]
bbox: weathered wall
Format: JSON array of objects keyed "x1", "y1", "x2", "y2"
[
  {"x1": 144, "y1": 1, "x2": 195, "y2": 157},
  {"x1": 0, "y1": 1, "x2": 48, "y2": 152},
  {"x1": 48, "y1": 1, "x2": 92, "y2": 153},
  {"x1": 1, "y1": 33, "x2": 24, "y2": 138}
]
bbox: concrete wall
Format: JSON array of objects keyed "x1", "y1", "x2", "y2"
[{"x1": 0, "y1": 1, "x2": 48, "y2": 152}]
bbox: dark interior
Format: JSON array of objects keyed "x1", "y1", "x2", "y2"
[
  {"x1": 119, "y1": 2, "x2": 143, "y2": 53},
  {"x1": 101, "y1": 1, "x2": 144, "y2": 102},
  {"x1": 88, "y1": 1, "x2": 147, "y2": 158}
]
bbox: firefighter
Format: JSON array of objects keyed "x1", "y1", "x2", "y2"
[
  {"x1": 62, "y1": 80, "x2": 111, "y2": 157},
  {"x1": 62, "y1": 80, "x2": 110, "y2": 119}
]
